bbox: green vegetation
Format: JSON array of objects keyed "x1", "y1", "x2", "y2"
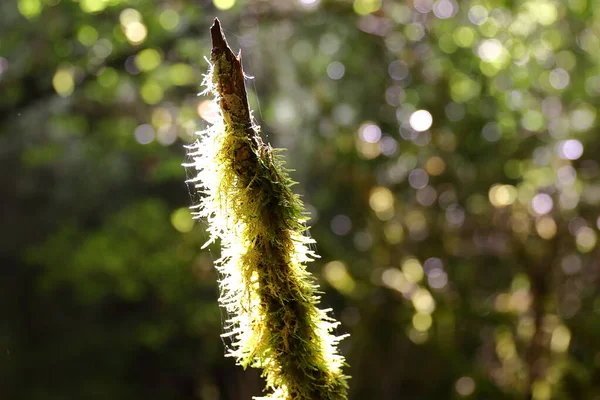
[
  {"x1": 187, "y1": 19, "x2": 348, "y2": 399},
  {"x1": 3, "y1": 1, "x2": 600, "y2": 400}
]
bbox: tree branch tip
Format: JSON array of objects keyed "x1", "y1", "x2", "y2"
[{"x1": 210, "y1": 17, "x2": 228, "y2": 54}]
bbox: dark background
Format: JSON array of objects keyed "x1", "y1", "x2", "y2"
[{"x1": 2, "y1": 0, "x2": 600, "y2": 399}]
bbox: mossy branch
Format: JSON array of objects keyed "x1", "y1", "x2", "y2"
[{"x1": 186, "y1": 18, "x2": 349, "y2": 400}]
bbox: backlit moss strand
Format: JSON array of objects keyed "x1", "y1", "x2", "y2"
[{"x1": 186, "y1": 19, "x2": 349, "y2": 400}]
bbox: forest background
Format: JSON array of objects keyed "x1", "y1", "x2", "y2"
[{"x1": 2, "y1": 0, "x2": 600, "y2": 399}]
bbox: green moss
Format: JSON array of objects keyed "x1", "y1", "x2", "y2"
[{"x1": 185, "y1": 20, "x2": 349, "y2": 400}]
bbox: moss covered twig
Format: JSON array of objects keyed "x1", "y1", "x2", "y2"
[{"x1": 186, "y1": 18, "x2": 349, "y2": 400}]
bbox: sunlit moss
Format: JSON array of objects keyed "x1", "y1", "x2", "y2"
[{"x1": 186, "y1": 22, "x2": 349, "y2": 399}]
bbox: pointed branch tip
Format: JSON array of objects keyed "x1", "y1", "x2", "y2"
[{"x1": 210, "y1": 17, "x2": 228, "y2": 55}]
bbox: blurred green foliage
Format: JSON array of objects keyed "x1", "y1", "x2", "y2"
[{"x1": 3, "y1": 0, "x2": 600, "y2": 399}]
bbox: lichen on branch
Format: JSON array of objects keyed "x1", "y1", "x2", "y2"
[{"x1": 185, "y1": 18, "x2": 349, "y2": 400}]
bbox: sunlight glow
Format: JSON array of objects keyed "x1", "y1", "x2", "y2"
[
  {"x1": 124, "y1": 21, "x2": 148, "y2": 44},
  {"x1": 52, "y1": 68, "x2": 75, "y2": 97},
  {"x1": 549, "y1": 68, "x2": 570, "y2": 89},
  {"x1": 557, "y1": 139, "x2": 583, "y2": 160},
  {"x1": 478, "y1": 39, "x2": 504, "y2": 62},
  {"x1": 80, "y1": 0, "x2": 109, "y2": 13},
  {"x1": 197, "y1": 100, "x2": 221, "y2": 124},
  {"x1": 120, "y1": 8, "x2": 141, "y2": 25},
  {"x1": 327, "y1": 61, "x2": 345, "y2": 80},
  {"x1": 171, "y1": 208, "x2": 194, "y2": 233},
  {"x1": 213, "y1": 0, "x2": 236, "y2": 10},
  {"x1": 409, "y1": 110, "x2": 433, "y2": 131},
  {"x1": 550, "y1": 325, "x2": 571, "y2": 353},
  {"x1": 455, "y1": 377, "x2": 476, "y2": 396},
  {"x1": 433, "y1": 0, "x2": 457, "y2": 19},
  {"x1": 135, "y1": 49, "x2": 162, "y2": 71},
  {"x1": 353, "y1": 0, "x2": 381, "y2": 15},
  {"x1": 402, "y1": 258, "x2": 424, "y2": 283},
  {"x1": 576, "y1": 227, "x2": 597, "y2": 252},
  {"x1": 323, "y1": 261, "x2": 356, "y2": 295},
  {"x1": 18, "y1": 0, "x2": 41, "y2": 18},
  {"x1": 535, "y1": 216, "x2": 557, "y2": 239},
  {"x1": 134, "y1": 124, "x2": 155, "y2": 144},
  {"x1": 120, "y1": 9, "x2": 147, "y2": 45},
  {"x1": 412, "y1": 312, "x2": 432, "y2": 331},
  {"x1": 468, "y1": 5, "x2": 488, "y2": 25},
  {"x1": 412, "y1": 288, "x2": 435, "y2": 313},
  {"x1": 489, "y1": 184, "x2": 517, "y2": 208},
  {"x1": 359, "y1": 123, "x2": 382, "y2": 143},
  {"x1": 369, "y1": 187, "x2": 394, "y2": 213},
  {"x1": 531, "y1": 193, "x2": 553, "y2": 215},
  {"x1": 159, "y1": 10, "x2": 180, "y2": 31}
]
